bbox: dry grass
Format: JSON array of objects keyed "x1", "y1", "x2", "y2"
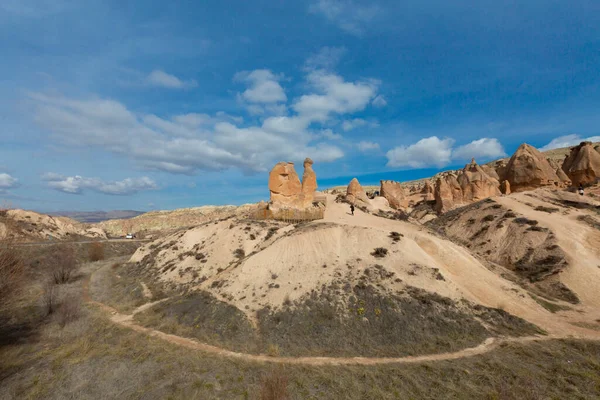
[
  {"x1": 0, "y1": 240, "x2": 23, "y2": 305},
  {"x1": 260, "y1": 368, "x2": 289, "y2": 400},
  {"x1": 1, "y1": 255, "x2": 600, "y2": 399}
]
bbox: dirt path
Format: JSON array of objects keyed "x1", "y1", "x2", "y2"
[
  {"x1": 83, "y1": 265, "x2": 595, "y2": 366},
  {"x1": 140, "y1": 282, "x2": 153, "y2": 300}
]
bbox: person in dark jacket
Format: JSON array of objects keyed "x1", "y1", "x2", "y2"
[
  {"x1": 350, "y1": 204, "x2": 355, "y2": 215},
  {"x1": 579, "y1": 183, "x2": 584, "y2": 196}
]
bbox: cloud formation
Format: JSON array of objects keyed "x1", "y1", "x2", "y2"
[
  {"x1": 0, "y1": 173, "x2": 19, "y2": 190},
  {"x1": 305, "y1": 46, "x2": 347, "y2": 71},
  {"x1": 147, "y1": 70, "x2": 198, "y2": 89},
  {"x1": 309, "y1": 0, "x2": 380, "y2": 35},
  {"x1": 357, "y1": 141, "x2": 380, "y2": 152},
  {"x1": 386, "y1": 137, "x2": 454, "y2": 168},
  {"x1": 43, "y1": 174, "x2": 157, "y2": 195},
  {"x1": 30, "y1": 65, "x2": 383, "y2": 174},
  {"x1": 452, "y1": 138, "x2": 506, "y2": 161},
  {"x1": 234, "y1": 69, "x2": 287, "y2": 104},
  {"x1": 539, "y1": 134, "x2": 600, "y2": 151},
  {"x1": 371, "y1": 95, "x2": 387, "y2": 108},
  {"x1": 293, "y1": 70, "x2": 379, "y2": 122},
  {"x1": 386, "y1": 137, "x2": 506, "y2": 169}
]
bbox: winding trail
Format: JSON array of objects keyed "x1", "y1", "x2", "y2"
[{"x1": 83, "y1": 266, "x2": 586, "y2": 367}]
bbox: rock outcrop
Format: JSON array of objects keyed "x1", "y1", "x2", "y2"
[
  {"x1": 380, "y1": 180, "x2": 408, "y2": 209},
  {"x1": 301, "y1": 158, "x2": 317, "y2": 206},
  {"x1": 561, "y1": 142, "x2": 600, "y2": 186},
  {"x1": 422, "y1": 181, "x2": 435, "y2": 201},
  {"x1": 500, "y1": 180, "x2": 511, "y2": 195},
  {"x1": 269, "y1": 162, "x2": 302, "y2": 209},
  {"x1": 555, "y1": 167, "x2": 571, "y2": 186},
  {"x1": 481, "y1": 164, "x2": 500, "y2": 181},
  {"x1": 269, "y1": 158, "x2": 318, "y2": 210},
  {"x1": 502, "y1": 143, "x2": 561, "y2": 192},
  {"x1": 346, "y1": 178, "x2": 370, "y2": 205},
  {"x1": 434, "y1": 159, "x2": 501, "y2": 213}
]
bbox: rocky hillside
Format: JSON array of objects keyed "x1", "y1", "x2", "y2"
[
  {"x1": 122, "y1": 191, "x2": 600, "y2": 357},
  {"x1": 0, "y1": 209, "x2": 106, "y2": 241},
  {"x1": 95, "y1": 204, "x2": 256, "y2": 237}
]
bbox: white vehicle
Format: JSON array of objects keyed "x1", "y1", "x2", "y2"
[{"x1": 125, "y1": 233, "x2": 134, "y2": 239}]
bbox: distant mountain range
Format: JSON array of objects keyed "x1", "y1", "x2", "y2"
[{"x1": 51, "y1": 210, "x2": 145, "y2": 223}]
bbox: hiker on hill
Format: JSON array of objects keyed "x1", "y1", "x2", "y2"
[
  {"x1": 350, "y1": 204, "x2": 355, "y2": 216},
  {"x1": 579, "y1": 183, "x2": 584, "y2": 196}
]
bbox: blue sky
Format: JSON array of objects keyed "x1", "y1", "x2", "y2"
[{"x1": 1, "y1": 0, "x2": 599, "y2": 211}]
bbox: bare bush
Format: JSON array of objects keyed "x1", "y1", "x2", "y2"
[
  {"x1": 46, "y1": 244, "x2": 78, "y2": 284},
  {"x1": 260, "y1": 368, "x2": 289, "y2": 400},
  {"x1": 42, "y1": 280, "x2": 58, "y2": 316},
  {"x1": 88, "y1": 242, "x2": 105, "y2": 262},
  {"x1": 57, "y1": 294, "x2": 81, "y2": 327},
  {"x1": 371, "y1": 247, "x2": 388, "y2": 258},
  {"x1": 0, "y1": 240, "x2": 23, "y2": 304}
]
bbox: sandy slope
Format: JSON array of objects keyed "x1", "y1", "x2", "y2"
[
  {"x1": 495, "y1": 191, "x2": 600, "y2": 313},
  {"x1": 0, "y1": 209, "x2": 107, "y2": 241},
  {"x1": 85, "y1": 263, "x2": 598, "y2": 366},
  {"x1": 130, "y1": 193, "x2": 600, "y2": 337}
]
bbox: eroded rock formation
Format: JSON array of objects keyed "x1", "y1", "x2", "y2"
[
  {"x1": 502, "y1": 143, "x2": 561, "y2": 192},
  {"x1": 500, "y1": 180, "x2": 511, "y2": 195},
  {"x1": 434, "y1": 159, "x2": 501, "y2": 214},
  {"x1": 301, "y1": 158, "x2": 317, "y2": 206},
  {"x1": 380, "y1": 180, "x2": 408, "y2": 209},
  {"x1": 561, "y1": 142, "x2": 600, "y2": 186},
  {"x1": 269, "y1": 158, "x2": 318, "y2": 210},
  {"x1": 422, "y1": 181, "x2": 435, "y2": 201},
  {"x1": 346, "y1": 178, "x2": 370, "y2": 205}
]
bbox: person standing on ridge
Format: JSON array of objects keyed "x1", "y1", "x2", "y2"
[
  {"x1": 350, "y1": 203, "x2": 355, "y2": 216},
  {"x1": 579, "y1": 183, "x2": 584, "y2": 196}
]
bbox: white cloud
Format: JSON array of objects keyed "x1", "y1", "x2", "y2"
[
  {"x1": 309, "y1": 0, "x2": 381, "y2": 35},
  {"x1": 357, "y1": 141, "x2": 380, "y2": 152},
  {"x1": 386, "y1": 136, "x2": 507, "y2": 169},
  {"x1": 0, "y1": 173, "x2": 19, "y2": 190},
  {"x1": 293, "y1": 70, "x2": 379, "y2": 122},
  {"x1": 452, "y1": 138, "x2": 506, "y2": 161},
  {"x1": 372, "y1": 95, "x2": 387, "y2": 108},
  {"x1": 29, "y1": 63, "x2": 385, "y2": 174},
  {"x1": 539, "y1": 134, "x2": 600, "y2": 151},
  {"x1": 342, "y1": 118, "x2": 367, "y2": 131},
  {"x1": 320, "y1": 129, "x2": 343, "y2": 140},
  {"x1": 147, "y1": 70, "x2": 198, "y2": 89},
  {"x1": 31, "y1": 93, "x2": 344, "y2": 174},
  {"x1": 234, "y1": 69, "x2": 287, "y2": 104},
  {"x1": 305, "y1": 47, "x2": 347, "y2": 71},
  {"x1": 43, "y1": 174, "x2": 157, "y2": 195},
  {"x1": 386, "y1": 137, "x2": 454, "y2": 168}
]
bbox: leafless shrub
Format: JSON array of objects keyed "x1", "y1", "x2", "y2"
[
  {"x1": 47, "y1": 244, "x2": 78, "y2": 284},
  {"x1": 42, "y1": 280, "x2": 58, "y2": 316},
  {"x1": 260, "y1": 368, "x2": 289, "y2": 400},
  {"x1": 0, "y1": 240, "x2": 23, "y2": 303},
  {"x1": 56, "y1": 294, "x2": 81, "y2": 328},
  {"x1": 371, "y1": 247, "x2": 388, "y2": 258},
  {"x1": 88, "y1": 242, "x2": 105, "y2": 261},
  {"x1": 234, "y1": 248, "x2": 245, "y2": 259}
]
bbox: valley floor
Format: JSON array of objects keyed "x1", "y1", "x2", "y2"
[{"x1": 2, "y1": 246, "x2": 600, "y2": 399}]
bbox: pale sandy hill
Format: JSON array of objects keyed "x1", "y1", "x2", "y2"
[
  {"x1": 129, "y1": 192, "x2": 600, "y2": 338},
  {"x1": 96, "y1": 204, "x2": 255, "y2": 237},
  {"x1": 0, "y1": 209, "x2": 107, "y2": 241}
]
